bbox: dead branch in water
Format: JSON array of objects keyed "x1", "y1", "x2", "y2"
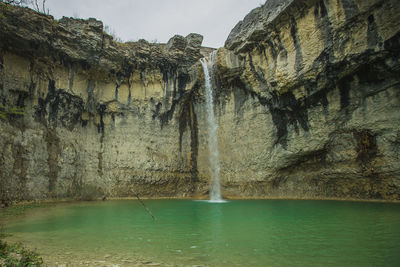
[{"x1": 134, "y1": 193, "x2": 157, "y2": 221}]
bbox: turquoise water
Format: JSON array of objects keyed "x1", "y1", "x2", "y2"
[{"x1": 4, "y1": 200, "x2": 400, "y2": 266}]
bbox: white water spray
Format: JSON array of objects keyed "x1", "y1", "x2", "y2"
[{"x1": 200, "y1": 52, "x2": 225, "y2": 203}]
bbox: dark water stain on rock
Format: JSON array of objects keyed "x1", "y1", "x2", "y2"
[
  {"x1": 384, "y1": 32, "x2": 400, "y2": 53},
  {"x1": 353, "y1": 130, "x2": 377, "y2": 165},
  {"x1": 315, "y1": 0, "x2": 327, "y2": 17},
  {"x1": 156, "y1": 81, "x2": 200, "y2": 185},
  {"x1": 45, "y1": 128, "x2": 60, "y2": 196},
  {"x1": 177, "y1": 72, "x2": 190, "y2": 97},
  {"x1": 341, "y1": 0, "x2": 359, "y2": 21},
  {"x1": 338, "y1": 75, "x2": 352, "y2": 110},
  {"x1": 233, "y1": 83, "x2": 250, "y2": 117},
  {"x1": 86, "y1": 79, "x2": 96, "y2": 114},
  {"x1": 11, "y1": 144, "x2": 29, "y2": 200},
  {"x1": 177, "y1": 89, "x2": 199, "y2": 184},
  {"x1": 35, "y1": 80, "x2": 85, "y2": 130},
  {"x1": 226, "y1": 74, "x2": 310, "y2": 148},
  {"x1": 267, "y1": 28, "x2": 289, "y2": 69},
  {"x1": 159, "y1": 62, "x2": 178, "y2": 106},
  {"x1": 114, "y1": 85, "x2": 119, "y2": 101},
  {"x1": 290, "y1": 16, "x2": 303, "y2": 73},
  {"x1": 97, "y1": 104, "x2": 106, "y2": 135},
  {"x1": 0, "y1": 53, "x2": 3, "y2": 70},
  {"x1": 315, "y1": 0, "x2": 333, "y2": 49},
  {"x1": 97, "y1": 104, "x2": 106, "y2": 176},
  {"x1": 367, "y1": 15, "x2": 383, "y2": 49},
  {"x1": 151, "y1": 101, "x2": 162, "y2": 120},
  {"x1": 159, "y1": 100, "x2": 177, "y2": 128}
]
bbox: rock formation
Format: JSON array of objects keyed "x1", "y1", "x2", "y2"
[
  {"x1": 0, "y1": 3, "x2": 210, "y2": 200},
  {"x1": 216, "y1": 0, "x2": 400, "y2": 200},
  {"x1": 0, "y1": 0, "x2": 399, "y2": 201}
]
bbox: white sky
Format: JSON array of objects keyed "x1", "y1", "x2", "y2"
[{"x1": 46, "y1": 0, "x2": 263, "y2": 48}]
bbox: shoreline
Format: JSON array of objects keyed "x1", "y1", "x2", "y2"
[
  {"x1": 2, "y1": 234, "x2": 172, "y2": 267},
  {"x1": 3, "y1": 195, "x2": 400, "y2": 208}
]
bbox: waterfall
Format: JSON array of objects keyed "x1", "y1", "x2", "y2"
[{"x1": 200, "y1": 52, "x2": 224, "y2": 202}]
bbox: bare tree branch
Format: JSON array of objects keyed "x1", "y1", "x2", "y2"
[
  {"x1": 34, "y1": 0, "x2": 39, "y2": 12},
  {"x1": 1, "y1": 0, "x2": 30, "y2": 5},
  {"x1": 3, "y1": 0, "x2": 50, "y2": 15}
]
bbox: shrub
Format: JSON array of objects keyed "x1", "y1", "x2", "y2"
[
  {"x1": 0, "y1": 104, "x2": 24, "y2": 120},
  {"x1": 0, "y1": 240, "x2": 43, "y2": 266}
]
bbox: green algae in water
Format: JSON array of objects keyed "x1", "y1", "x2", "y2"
[{"x1": 3, "y1": 200, "x2": 400, "y2": 266}]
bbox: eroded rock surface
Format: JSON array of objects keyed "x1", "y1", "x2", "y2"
[
  {"x1": 0, "y1": 4, "x2": 210, "y2": 200},
  {"x1": 216, "y1": 0, "x2": 400, "y2": 199},
  {"x1": 0, "y1": 0, "x2": 399, "y2": 201}
]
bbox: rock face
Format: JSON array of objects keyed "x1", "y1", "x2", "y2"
[
  {"x1": 0, "y1": 4, "x2": 209, "y2": 200},
  {"x1": 0, "y1": 0, "x2": 399, "y2": 201},
  {"x1": 216, "y1": 0, "x2": 400, "y2": 200}
]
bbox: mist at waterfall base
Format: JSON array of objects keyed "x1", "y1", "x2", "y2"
[
  {"x1": 200, "y1": 54, "x2": 227, "y2": 203},
  {"x1": 5, "y1": 200, "x2": 400, "y2": 266}
]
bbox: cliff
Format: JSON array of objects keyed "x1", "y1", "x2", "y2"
[
  {"x1": 216, "y1": 0, "x2": 400, "y2": 199},
  {"x1": 0, "y1": 0, "x2": 399, "y2": 201},
  {"x1": 0, "y1": 3, "x2": 211, "y2": 200}
]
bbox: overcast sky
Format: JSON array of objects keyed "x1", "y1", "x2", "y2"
[{"x1": 45, "y1": 0, "x2": 263, "y2": 48}]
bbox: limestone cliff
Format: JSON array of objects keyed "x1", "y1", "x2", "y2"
[
  {"x1": 0, "y1": 0, "x2": 399, "y2": 201},
  {"x1": 214, "y1": 0, "x2": 400, "y2": 200},
  {"x1": 0, "y1": 3, "x2": 211, "y2": 200}
]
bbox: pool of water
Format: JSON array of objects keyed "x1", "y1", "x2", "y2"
[{"x1": 3, "y1": 199, "x2": 400, "y2": 266}]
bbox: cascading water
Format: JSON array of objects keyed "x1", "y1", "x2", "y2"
[{"x1": 200, "y1": 52, "x2": 225, "y2": 203}]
